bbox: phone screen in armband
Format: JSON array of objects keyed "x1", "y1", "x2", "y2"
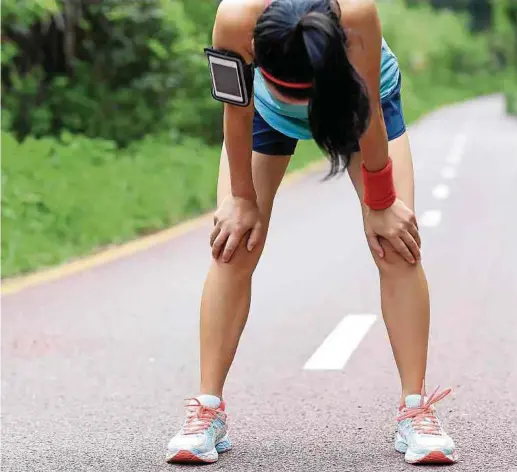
[{"x1": 204, "y1": 48, "x2": 254, "y2": 107}]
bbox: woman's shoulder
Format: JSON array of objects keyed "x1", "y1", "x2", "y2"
[
  {"x1": 338, "y1": 0, "x2": 382, "y2": 55},
  {"x1": 338, "y1": 0, "x2": 380, "y2": 31},
  {"x1": 213, "y1": 0, "x2": 266, "y2": 60}
]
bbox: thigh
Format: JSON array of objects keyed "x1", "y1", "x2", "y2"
[
  {"x1": 212, "y1": 108, "x2": 294, "y2": 268},
  {"x1": 212, "y1": 144, "x2": 290, "y2": 271},
  {"x1": 217, "y1": 142, "x2": 291, "y2": 230},
  {"x1": 217, "y1": 108, "x2": 296, "y2": 223}
]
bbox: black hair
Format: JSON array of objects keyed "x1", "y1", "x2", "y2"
[{"x1": 253, "y1": 0, "x2": 370, "y2": 177}]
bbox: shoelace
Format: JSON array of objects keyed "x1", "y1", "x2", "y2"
[
  {"x1": 182, "y1": 398, "x2": 220, "y2": 435},
  {"x1": 396, "y1": 385, "x2": 451, "y2": 436}
]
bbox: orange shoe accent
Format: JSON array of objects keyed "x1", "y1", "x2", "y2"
[
  {"x1": 167, "y1": 450, "x2": 217, "y2": 464},
  {"x1": 414, "y1": 451, "x2": 456, "y2": 464}
]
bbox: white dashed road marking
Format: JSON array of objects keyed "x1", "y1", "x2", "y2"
[
  {"x1": 432, "y1": 184, "x2": 450, "y2": 200},
  {"x1": 305, "y1": 131, "x2": 468, "y2": 371},
  {"x1": 304, "y1": 314, "x2": 377, "y2": 371},
  {"x1": 446, "y1": 133, "x2": 468, "y2": 166}
]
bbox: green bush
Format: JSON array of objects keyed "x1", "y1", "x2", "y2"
[
  {"x1": 1, "y1": 0, "x2": 222, "y2": 145},
  {"x1": 378, "y1": 0, "x2": 501, "y2": 122},
  {"x1": 505, "y1": 88, "x2": 517, "y2": 115},
  {"x1": 1, "y1": 131, "x2": 219, "y2": 277},
  {"x1": 380, "y1": 2, "x2": 494, "y2": 78},
  {"x1": 491, "y1": 0, "x2": 517, "y2": 116},
  {"x1": 1, "y1": 0, "x2": 512, "y2": 278}
]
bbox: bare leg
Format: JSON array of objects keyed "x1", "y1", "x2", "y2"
[
  {"x1": 200, "y1": 144, "x2": 291, "y2": 398},
  {"x1": 348, "y1": 132, "x2": 429, "y2": 397}
]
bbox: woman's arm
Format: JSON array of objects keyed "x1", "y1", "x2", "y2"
[
  {"x1": 212, "y1": 1, "x2": 257, "y2": 200},
  {"x1": 209, "y1": 1, "x2": 266, "y2": 262},
  {"x1": 342, "y1": 1, "x2": 420, "y2": 264},
  {"x1": 342, "y1": 0, "x2": 388, "y2": 172}
]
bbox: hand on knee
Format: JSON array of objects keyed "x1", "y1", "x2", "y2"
[
  {"x1": 210, "y1": 196, "x2": 264, "y2": 263},
  {"x1": 370, "y1": 238, "x2": 421, "y2": 276},
  {"x1": 212, "y1": 235, "x2": 266, "y2": 280}
]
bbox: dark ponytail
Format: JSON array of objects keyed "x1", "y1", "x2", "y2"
[{"x1": 254, "y1": 0, "x2": 370, "y2": 177}]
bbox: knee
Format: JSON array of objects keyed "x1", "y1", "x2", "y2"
[
  {"x1": 213, "y1": 236, "x2": 266, "y2": 280},
  {"x1": 371, "y1": 238, "x2": 419, "y2": 277}
]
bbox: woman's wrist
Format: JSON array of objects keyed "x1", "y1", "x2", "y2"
[
  {"x1": 361, "y1": 157, "x2": 397, "y2": 210},
  {"x1": 231, "y1": 179, "x2": 257, "y2": 201}
]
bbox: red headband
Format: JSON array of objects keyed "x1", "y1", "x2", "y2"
[{"x1": 260, "y1": 68, "x2": 313, "y2": 89}]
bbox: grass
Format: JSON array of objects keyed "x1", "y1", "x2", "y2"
[
  {"x1": 505, "y1": 89, "x2": 517, "y2": 115},
  {"x1": 2, "y1": 75, "x2": 505, "y2": 279},
  {"x1": 2, "y1": 0, "x2": 510, "y2": 278}
]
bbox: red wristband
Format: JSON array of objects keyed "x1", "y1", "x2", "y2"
[{"x1": 361, "y1": 158, "x2": 396, "y2": 210}]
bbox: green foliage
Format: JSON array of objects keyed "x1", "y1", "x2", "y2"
[
  {"x1": 404, "y1": 0, "x2": 517, "y2": 65},
  {"x1": 405, "y1": 0, "x2": 491, "y2": 31},
  {"x1": 1, "y1": 131, "x2": 220, "y2": 277},
  {"x1": 1, "y1": 0, "x2": 513, "y2": 278},
  {"x1": 506, "y1": 90, "x2": 517, "y2": 115},
  {"x1": 380, "y1": 1, "x2": 495, "y2": 79},
  {"x1": 1, "y1": 0, "x2": 221, "y2": 145},
  {"x1": 503, "y1": 72, "x2": 517, "y2": 115},
  {"x1": 378, "y1": 0, "x2": 503, "y2": 122},
  {"x1": 180, "y1": 1, "x2": 218, "y2": 40},
  {"x1": 490, "y1": 0, "x2": 517, "y2": 68}
]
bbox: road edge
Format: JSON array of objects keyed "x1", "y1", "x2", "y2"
[{"x1": 1, "y1": 159, "x2": 327, "y2": 296}]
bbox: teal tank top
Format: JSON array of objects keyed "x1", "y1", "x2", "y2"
[{"x1": 254, "y1": 37, "x2": 401, "y2": 140}]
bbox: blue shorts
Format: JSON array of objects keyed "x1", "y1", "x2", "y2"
[{"x1": 252, "y1": 76, "x2": 406, "y2": 156}]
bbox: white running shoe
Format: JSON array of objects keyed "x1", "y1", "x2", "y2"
[
  {"x1": 166, "y1": 398, "x2": 231, "y2": 464},
  {"x1": 395, "y1": 385, "x2": 458, "y2": 464}
]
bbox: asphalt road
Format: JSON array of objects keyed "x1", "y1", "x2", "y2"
[{"x1": 2, "y1": 95, "x2": 517, "y2": 472}]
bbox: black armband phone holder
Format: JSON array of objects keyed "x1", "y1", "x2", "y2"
[{"x1": 204, "y1": 47, "x2": 254, "y2": 107}]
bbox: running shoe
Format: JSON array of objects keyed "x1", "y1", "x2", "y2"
[
  {"x1": 166, "y1": 398, "x2": 231, "y2": 464},
  {"x1": 395, "y1": 384, "x2": 458, "y2": 464}
]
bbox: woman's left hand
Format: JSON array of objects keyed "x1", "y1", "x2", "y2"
[{"x1": 364, "y1": 198, "x2": 421, "y2": 264}]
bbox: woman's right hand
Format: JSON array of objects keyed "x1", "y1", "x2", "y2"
[
  {"x1": 364, "y1": 198, "x2": 421, "y2": 264},
  {"x1": 210, "y1": 195, "x2": 263, "y2": 263}
]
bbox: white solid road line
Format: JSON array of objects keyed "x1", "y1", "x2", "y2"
[
  {"x1": 432, "y1": 184, "x2": 450, "y2": 200},
  {"x1": 446, "y1": 132, "x2": 468, "y2": 166},
  {"x1": 303, "y1": 314, "x2": 377, "y2": 371},
  {"x1": 419, "y1": 210, "x2": 442, "y2": 228}
]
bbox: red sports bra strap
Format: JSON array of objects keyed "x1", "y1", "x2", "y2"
[{"x1": 265, "y1": 0, "x2": 272, "y2": 6}]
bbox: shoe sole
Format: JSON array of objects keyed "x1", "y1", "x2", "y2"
[
  {"x1": 167, "y1": 450, "x2": 217, "y2": 464},
  {"x1": 395, "y1": 434, "x2": 457, "y2": 465},
  {"x1": 407, "y1": 451, "x2": 457, "y2": 464},
  {"x1": 166, "y1": 435, "x2": 232, "y2": 464}
]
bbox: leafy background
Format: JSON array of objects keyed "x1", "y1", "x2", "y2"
[{"x1": 2, "y1": 0, "x2": 516, "y2": 277}]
